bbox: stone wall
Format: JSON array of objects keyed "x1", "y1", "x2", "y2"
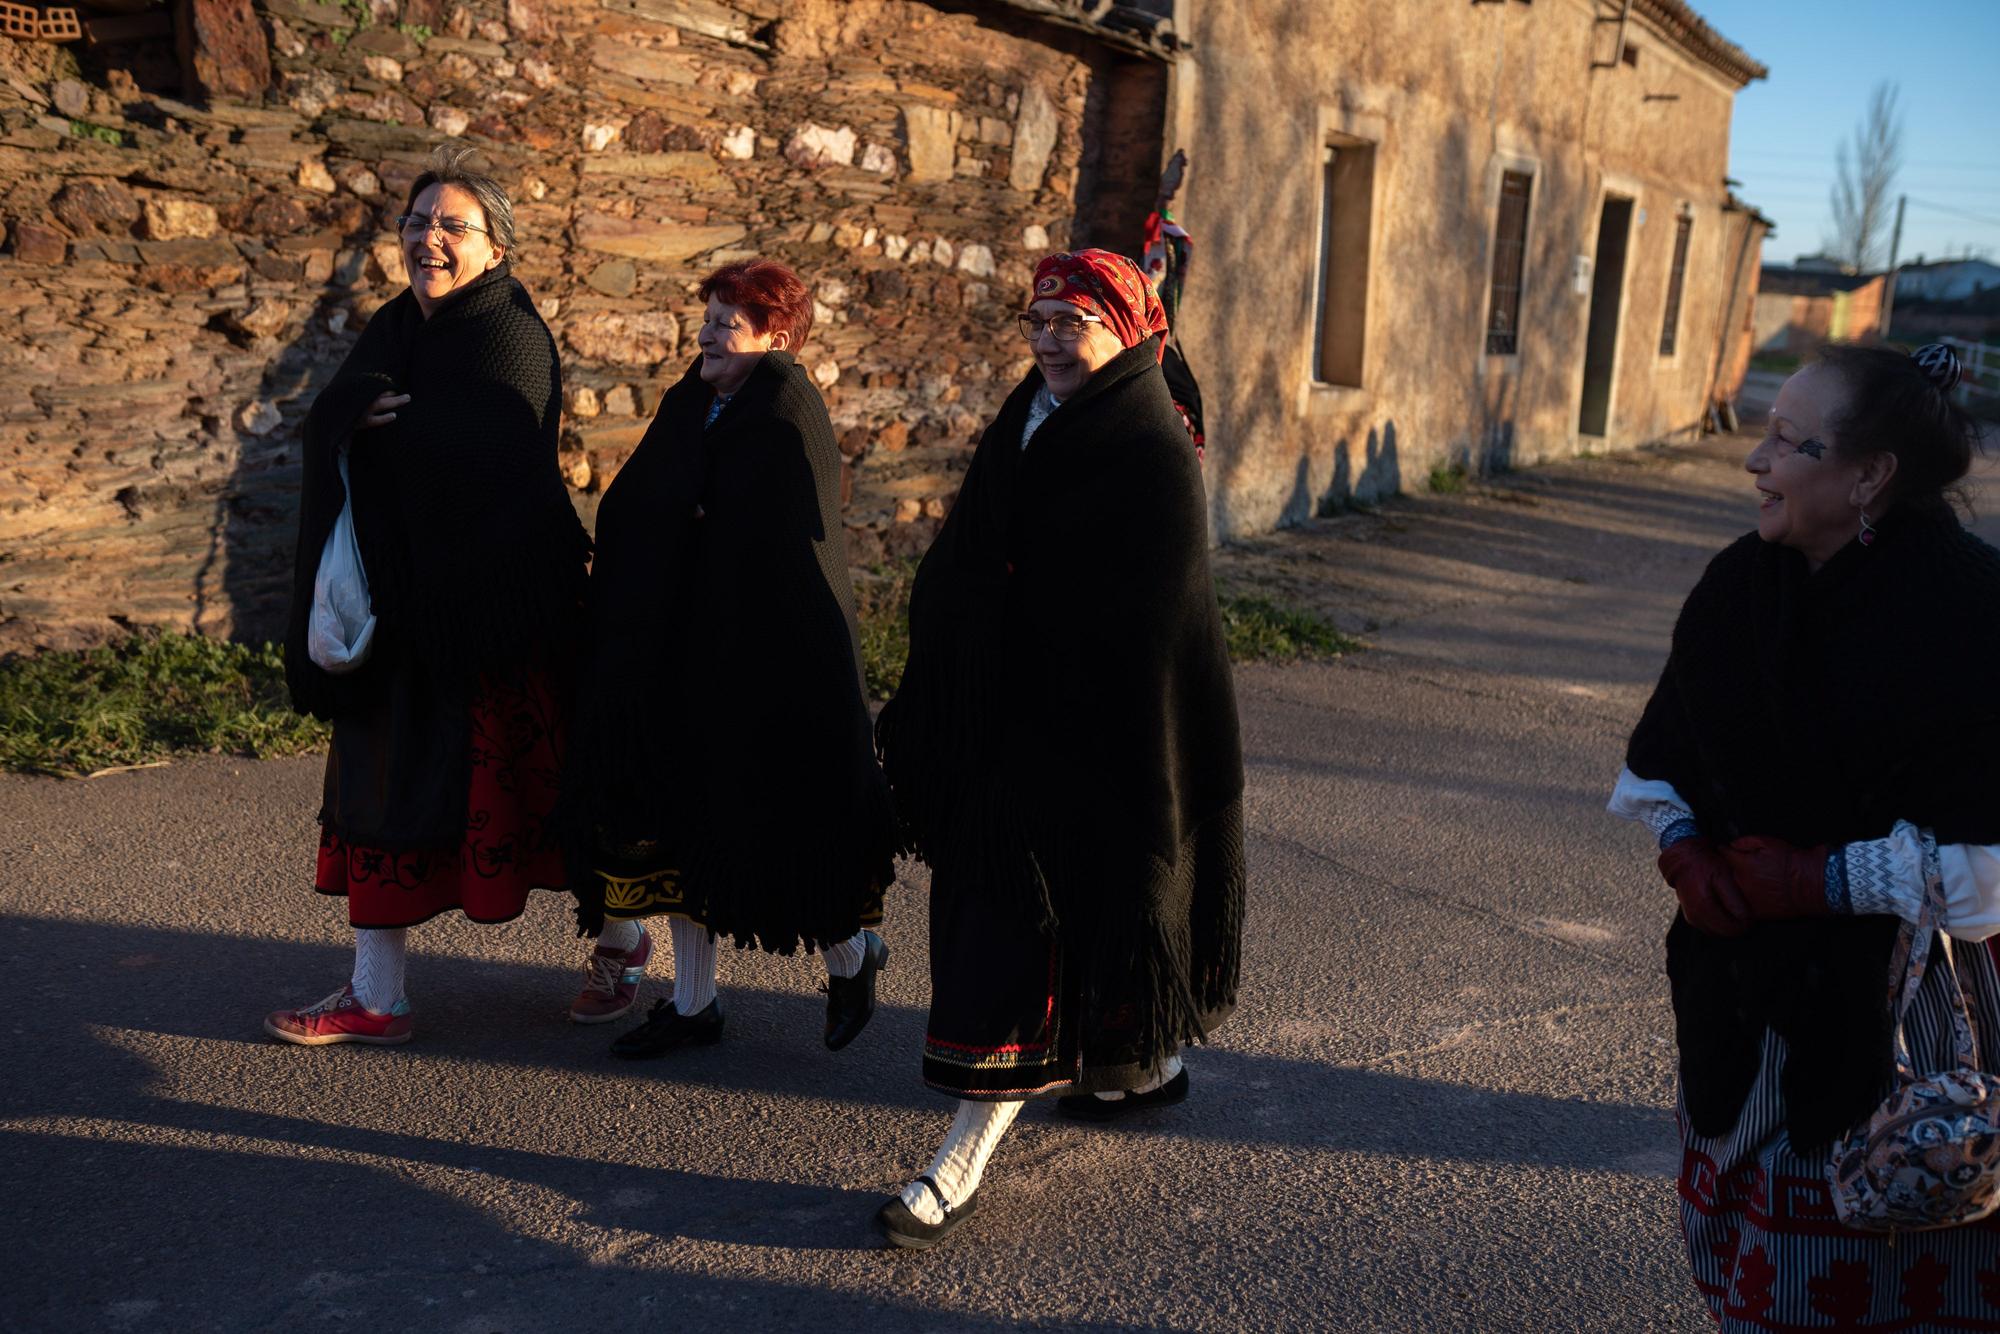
[{"x1": 0, "y1": 0, "x2": 1165, "y2": 651}]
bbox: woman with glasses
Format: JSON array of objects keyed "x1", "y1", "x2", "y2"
[
  {"x1": 1610, "y1": 344, "x2": 2000, "y2": 1324},
  {"x1": 872, "y1": 249, "x2": 1245, "y2": 1249},
  {"x1": 266, "y1": 144, "x2": 607, "y2": 1046},
  {"x1": 562, "y1": 258, "x2": 898, "y2": 1060}
]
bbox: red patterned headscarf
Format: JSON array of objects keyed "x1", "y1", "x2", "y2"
[{"x1": 1030, "y1": 249, "x2": 1169, "y2": 362}]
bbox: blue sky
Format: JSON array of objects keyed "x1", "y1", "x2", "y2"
[{"x1": 1691, "y1": 0, "x2": 2000, "y2": 268}]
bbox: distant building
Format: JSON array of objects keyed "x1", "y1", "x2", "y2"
[
  {"x1": 1894, "y1": 259, "x2": 2000, "y2": 304},
  {"x1": 1168, "y1": 0, "x2": 1771, "y2": 529},
  {"x1": 1791, "y1": 252, "x2": 1857, "y2": 275},
  {"x1": 1753, "y1": 267, "x2": 1887, "y2": 354}
]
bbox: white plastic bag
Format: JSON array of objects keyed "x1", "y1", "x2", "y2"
[{"x1": 307, "y1": 452, "x2": 377, "y2": 674}]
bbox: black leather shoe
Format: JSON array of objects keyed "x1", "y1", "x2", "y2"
[
  {"x1": 823, "y1": 930, "x2": 889, "y2": 1052},
  {"x1": 876, "y1": 1176, "x2": 979, "y2": 1251},
  {"x1": 1055, "y1": 1066, "x2": 1189, "y2": 1122},
  {"x1": 609, "y1": 997, "x2": 723, "y2": 1059}
]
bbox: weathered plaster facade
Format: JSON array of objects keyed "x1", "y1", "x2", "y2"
[{"x1": 1163, "y1": 0, "x2": 1769, "y2": 534}]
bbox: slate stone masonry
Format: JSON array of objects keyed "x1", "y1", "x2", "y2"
[{"x1": 0, "y1": 0, "x2": 1162, "y2": 650}]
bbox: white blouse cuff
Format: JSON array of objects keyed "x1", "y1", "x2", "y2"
[
  {"x1": 1607, "y1": 768, "x2": 1697, "y2": 847},
  {"x1": 1838, "y1": 821, "x2": 2000, "y2": 943}
]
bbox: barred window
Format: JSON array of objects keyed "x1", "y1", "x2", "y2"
[
  {"x1": 1660, "y1": 213, "x2": 1693, "y2": 357},
  {"x1": 1485, "y1": 171, "x2": 1533, "y2": 355}
]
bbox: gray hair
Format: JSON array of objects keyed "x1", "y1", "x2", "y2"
[{"x1": 402, "y1": 142, "x2": 517, "y2": 257}]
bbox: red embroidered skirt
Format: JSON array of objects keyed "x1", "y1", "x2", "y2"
[{"x1": 315, "y1": 672, "x2": 567, "y2": 929}]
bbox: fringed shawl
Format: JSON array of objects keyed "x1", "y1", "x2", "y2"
[
  {"x1": 563, "y1": 352, "x2": 897, "y2": 953},
  {"x1": 284, "y1": 264, "x2": 589, "y2": 717},
  {"x1": 281, "y1": 265, "x2": 587, "y2": 847}
]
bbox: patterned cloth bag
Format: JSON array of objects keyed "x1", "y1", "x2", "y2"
[{"x1": 1826, "y1": 849, "x2": 2000, "y2": 1231}]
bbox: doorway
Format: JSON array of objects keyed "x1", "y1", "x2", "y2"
[{"x1": 1579, "y1": 196, "x2": 1633, "y2": 437}]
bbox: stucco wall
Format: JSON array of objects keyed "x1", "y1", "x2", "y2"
[
  {"x1": 1754, "y1": 276, "x2": 1886, "y2": 356},
  {"x1": 1165, "y1": 0, "x2": 1765, "y2": 535}
]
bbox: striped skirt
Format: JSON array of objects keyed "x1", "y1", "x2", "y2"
[{"x1": 1678, "y1": 935, "x2": 2000, "y2": 1329}]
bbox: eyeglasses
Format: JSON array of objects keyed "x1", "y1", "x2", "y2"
[
  {"x1": 394, "y1": 213, "x2": 490, "y2": 241},
  {"x1": 1017, "y1": 311, "x2": 1103, "y2": 343}
]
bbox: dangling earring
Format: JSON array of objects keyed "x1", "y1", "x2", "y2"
[{"x1": 1858, "y1": 507, "x2": 1877, "y2": 547}]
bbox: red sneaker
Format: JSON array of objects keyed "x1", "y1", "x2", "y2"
[
  {"x1": 264, "y1": 985, "x2": 413, "y2": 1047},
  {"x1": 570, "y1": 926, "x2": 653, "y2": 1024}
]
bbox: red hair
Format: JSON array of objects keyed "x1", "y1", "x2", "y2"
[{"x1": 698, "y1": 259, "x2": 814, "y2": 351}]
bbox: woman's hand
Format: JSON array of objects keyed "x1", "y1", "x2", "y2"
[
  {"x1": 358, "y1": 392, "x2": 410, "y2": 430},
  {"x1": 1659, "y1": 838, "x2": 1752, "y2": 936},
  {"x1": 1720, "y1": 836, "x2": 1832, "y2": 921}
]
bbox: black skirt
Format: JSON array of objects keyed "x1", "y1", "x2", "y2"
[{"x1": 922, "y1": 871, "x2": 1154, "y2": 1100}]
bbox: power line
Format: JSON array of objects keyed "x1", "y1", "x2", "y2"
[
  {"x1": 1733, "y1": 169, "x2": 2000, "y2": 194},
  {"x1": 1732, "y1": 148, "x2": 2000, "y2": 172},
  {"x1": 1905, "y1": 197, "x2": 2000, "y2": 228}
]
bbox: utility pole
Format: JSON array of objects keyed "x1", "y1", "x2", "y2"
[{"x1": 1880, "y1": 193, "x2": 1907, "y2": 341}]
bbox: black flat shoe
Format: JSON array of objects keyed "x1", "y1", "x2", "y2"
[
  {"x1": 609, "y1": 997, "x2": 723, "y2": 1059},
  {"x1": 823, "y1": 930, "x2": 889, "y2": 1052},
  {"x1": 1055, "y1": 1066, "x2": 1190, "y2": 1122},
  {"x1": 876, "y1": 1176, "x2": 979, "y2": 1251}
]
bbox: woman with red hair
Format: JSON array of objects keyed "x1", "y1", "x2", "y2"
[{"x1": 562, "y1": 258, "x2": 898, "y2": 1059}]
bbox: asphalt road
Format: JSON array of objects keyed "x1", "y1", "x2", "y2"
[{"x1": 7, "y1": 405, "x2": 1994, "y2": 1332}]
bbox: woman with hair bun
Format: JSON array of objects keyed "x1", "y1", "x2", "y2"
[
  {"x1": 1610, "y1": 343, "x2": 2000, "y2": 1324},
  {"x1": 564, "y1": 258, "x2": 898, "y2": 1060}
]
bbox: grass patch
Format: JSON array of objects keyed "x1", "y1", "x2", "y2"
[
  {"x1": 6, "y1": 578, "x2": 1357, "y2": 772},
  {"x1": 0, "y1": 631, "x2": 327, "y2": 778},
  {"x1": 1427, "y1": 462, "x2": 1469, "y2": 494},
  {"x1": 67, "y1": 119, "x2": 128, "y2": 148},
  {"x1": 1750, "y1": 352, "x2": 1801, "y2": 374},
  {"x1": 854, "y1": 559, "x2": 916, "y2": 701},
  {"x1": 854, "y1": 563, "x2": 1359, "y2": 694},
  {"x1": 1217, "y1": 593, "x2": 1362, "y2": 662}
]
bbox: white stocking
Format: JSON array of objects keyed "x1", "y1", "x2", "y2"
[
  {"x1": 821, "y1": 930, "x2": 868, "y2": 979},
  {"x1": 899, "y1": 1098, "x2": 1023, "y2": 1225},
  {"x1": 669, "y1": 917, "x2": 717, "y2": 1015},
  {"x1": 351, "y1": 927, "x2": 408, "y2": 1013}
]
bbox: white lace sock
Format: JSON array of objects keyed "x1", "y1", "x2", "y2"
[
  {"x1": 669, "y1": 917, "x2": 717, "y2": 1015},
  {"x1": 899, "y1": 1098, "x2": 1023, "y2": 1225},
  {"x1": 821, "y1": 930, "x2": 868, "y2": 979},
  {"x1": 1094, "y1": 1051, "x2": 1183, "y2": 1102},
  {"x1": 598, "y1": 918, "x2": 644, "y2": 952},
  {"x1": 351, "y1": 927, "x2": 408, "y2": 1013}
]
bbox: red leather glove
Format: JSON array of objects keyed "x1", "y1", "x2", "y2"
[
  {"x1": 1720, "y1": 836, "x2": 1832, "y2": 921},
  {"x1": 1658, "y1": 838, "x2": 1751, "y2": 937}
]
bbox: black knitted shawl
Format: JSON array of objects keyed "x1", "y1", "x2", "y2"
[
  {"x1": 1627, "y1": 502, "x2": 2000, "y2": 1150},
  {"x1": 876, "y1": 336, "x2": 1246, "y2": 1071},
  {"x1": 564, "y1": 352, "x2": 897, "y2": 953},
  {"x1": 284, "y1": 263, "x2": 589, "y2": 713}
]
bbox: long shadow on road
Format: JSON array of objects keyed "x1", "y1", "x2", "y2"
[
  {"x1": 3, "y1": 914, "x2": 1673, "y2": 1171},
  {"x1": 0, "y1": 1122, "x2": 1119, "y2": 1331}
]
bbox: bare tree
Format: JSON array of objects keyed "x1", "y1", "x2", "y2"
[{"x1": 1826, "y1": 82, "x2": 1903, "y2": 272}]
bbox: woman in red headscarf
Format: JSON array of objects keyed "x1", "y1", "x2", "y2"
[{"x1": 873, "y1": 249, "x2": 1246, "y2": 1249}]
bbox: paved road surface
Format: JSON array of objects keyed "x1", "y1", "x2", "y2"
[{"x1": 7, "y1": 404, "x2": 1994, "y2": 1331}]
